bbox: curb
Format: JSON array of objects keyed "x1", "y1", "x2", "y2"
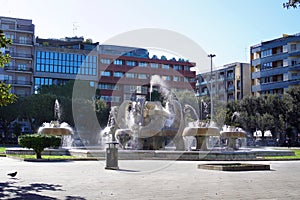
[{"x1": 6, "y1": 155, "x2": 103, "y2": 162}]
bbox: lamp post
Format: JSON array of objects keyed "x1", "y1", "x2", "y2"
[
  {"x1": 208, "y1": 54, "x2": 216, "y2": 124},
  {"x1": 200, "y1": 99, "x2": 203, "y2": 120}
]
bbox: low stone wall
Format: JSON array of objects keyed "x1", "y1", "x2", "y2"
[
  {"x1": 5, "y1": 147, "x2": 296, "y2": 161},
  {"x1": 5, "y1": 148, "x2": 69, "y2": 156}
]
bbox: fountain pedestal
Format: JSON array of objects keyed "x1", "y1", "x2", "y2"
[{"x1": 182, "y1": 127, "x2": 219, "y2": 150}]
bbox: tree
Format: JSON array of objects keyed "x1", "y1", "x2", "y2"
[
  {"x1": 0, "y1": 82, "x2": 17, "y2": 106},
  {"x1": 0, "y1": 102, "x2": 19, "y2": 144},
  {"x1": 284, "y1": 86, "x2": 300, "y2": 132},
  {"x1": 283, "y1": 0, "x2": 300, "y2": 9},
  {"x1": 18, "y1": 134, "x2": 61, "y2": 159},
  {"x1": 0, "y1": 30, "x2": 17, "y2": 106}
]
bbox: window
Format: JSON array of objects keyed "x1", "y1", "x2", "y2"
[
  {"x1": 17, "y1": 64, "x2": 26, "y2": 70},
  {"x1": 261, "y1": 49, "x2": 272, "y2": 58},
  {"x1": 126, "y1": 61, "x2": 135, "y2": 66},
  {"x1": 114, "y1": 59, "x2": 123, "y2": 65},
  {"x1": 162, "y1": 64, "x2": 170, "y2": 69},
  {"x1": 173, "y1": 76, "x2": 181, "y2": 82},
  {"x1": 100, "y1": 58, "x2": 111, "y2": 64},
  {"x1": 36, "y1": 51, "x2": 96, "y2": 76},
  {"x1": 98, "y1": 83, "x2": 120, "y2": 90},
  {"x1": 19, "y1": 36, "x2": 26, "y2": 44},
  {"x1": 173, "y1": 65, "x2": 182, "y2": 71},
  {"x1": 291, "y1": 60, "x2": 298, "y2": 66},
  {"x1": 124, "y1": 85, "x2": 137, "y2": 93},
  {"x1": 101, "y1": 71, "x2": 111, "y2": 77},
  {"x1": 162, "y1": 76, "x2": 171, "y2": 81},
  {"x1": 101, "y1": 96, "x2": 121, "y2": 103},
  {"x1": 283, "y1": 59, "x2": 288, "y2": 67},
  {"x1": 283, "y1": 45, "x2": 288, "y2": 53},
  {"x1": 291, "y1": 43, "x2": 297, "y2": 52},
  {"x1": 126, "y1": 73, "x2": 135, "y2": 78},
  {"x1": 150, "y1": 63, "x2": 158, "y2": 68},
  {"x1": 138, "y1": 62, "x2": 148, "y2": 67},
  {"x1": 184, "y1": 66, "x2": 190, "y2": 71},
  {"x1": 113, "y1": 72, "x2": 123, "y2": 77},
  {"x1": 262, "y1": 62, "x2": 272, "y2": 70},
  {"x1": 138, "y1": 74, "x2": 147, "y2": 79},
  {"x1": 5, "y1": 33, "x2": 14, "y2": 40}
]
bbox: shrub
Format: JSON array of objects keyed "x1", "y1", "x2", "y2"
[{"x1": 18, "y1": 134, "x2": 61, "y2": 159}]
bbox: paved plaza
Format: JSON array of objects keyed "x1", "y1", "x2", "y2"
[{"x1": 1, "y1": 157, "x2": 300, "y2": 199}]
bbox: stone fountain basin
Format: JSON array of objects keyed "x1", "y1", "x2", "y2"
[
  {"x1": 220, "y1": 131, "x2": 247, "y2": 138},
  {"x1": 198, "y1": 163, "x2": 270, "y2": 171},
  {"x1": 182, "y1": 127, "x2": 220, "y2": 137},
  {"x1": 39, "y1": 128, "x2": 73, "y2": 136}
]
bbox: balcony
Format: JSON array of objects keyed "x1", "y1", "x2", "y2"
[
  {"x1": 4, "y1": 66, "x2": 33, "y2": 73},
  {"x1": 251, "y1": 58, "x2": 261, "y2": 67},
  {"x1": 289, "y1": 63, "x2": 300, "y2": 71},
  {"x1": 260, "y1": 53, "x2": 287, "y2": 63},
  {"x1": 12, "y1": 39, "x2": 33, "y2": 46},
  {"x1": 251, "y1": 81, "x2": 290, "y2": 92},
  {"x1": 9, "y1": 52, "x2": 33, "y2": 60},
  {"x1": 3, "y1": 80, "x2": 32, "y2": 87},
  {"x1": 0, "y1": 24, "x2": 34, "y2": 33},
  {"x1": 289, "y1": 49, "x2": 300, "y2": 57},
  {"x1": 251, "y1": 66, "x2": 287, "y2": 79}
]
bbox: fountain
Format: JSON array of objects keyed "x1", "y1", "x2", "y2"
[
  {"x1": 38, "y1": 100, "x2": 73, "y2": 137},
  {"x1": 105, "y1": 75, "x2": 215, "y2": 151},
  {"x1": 220, "y1": 125, "x2": 247, "y2": 150},
  {"x1": 182, "y1": 121, "x2": 219, "y2": 151}
]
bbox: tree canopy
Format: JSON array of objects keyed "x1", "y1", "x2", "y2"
[
  {"x1": 0, "y1": 30, "x2": 17, "y2": 106},
  {"x1": 283, "y1": 0, "x2": 300, "y2": 9}
]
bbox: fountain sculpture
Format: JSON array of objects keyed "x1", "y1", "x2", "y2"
[
  {"x1": 102, "y1": 75, "x2": 215, "y2": 151},
  {"x1": 38, "y1": 100, "x2": 73, "y2": 136}
]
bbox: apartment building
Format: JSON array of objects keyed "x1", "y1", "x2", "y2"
[
  {"x1": 251, "y1": 33, "x2": 300, "y2": 96},
  {"x1": 98, "y1": 45, "x2": 196, "y2": 105},
  {"x1": 0, "y1": 16, "x2": 35, "y2": 96},
  {"x1": 195, "y1": 62, "x2": 250, "y2": 101}
]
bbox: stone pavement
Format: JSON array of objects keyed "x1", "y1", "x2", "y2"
[{"x1": 1, "y1": 157, "x2": 300, "y2": 199}]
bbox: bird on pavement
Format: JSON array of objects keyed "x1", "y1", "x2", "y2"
[{"x1": 7, "y1": 171, "x2": 17, "y2": 177}]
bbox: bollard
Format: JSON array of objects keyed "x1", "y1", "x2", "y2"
[{"x1": 105, "y1": 141, "x2": 119, "y2": 170}]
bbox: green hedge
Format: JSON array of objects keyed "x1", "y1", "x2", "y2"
[{"x1": 18, "y1": 134, "x2": 61, "y2": 159}]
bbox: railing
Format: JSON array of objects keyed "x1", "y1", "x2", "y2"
[
  {"x1": 0, "y1": 24, "x2": 34, "y2": 32},
  {"x1": 12, "y1": 39, "x2": 33, "y2": 46},
  {"x1": 3, "y1": 80, "x2": 32, "y2": 86},
  {"x1": 4, "y1": 66, "x2": 33, "y2": 72},
  {"x1": 8, "y1": 52, "x2": 33, "y2": 59}
]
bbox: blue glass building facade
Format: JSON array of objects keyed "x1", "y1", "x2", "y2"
[{"x1": 34, "y1": 37, "x2": 98, "y2": 93}]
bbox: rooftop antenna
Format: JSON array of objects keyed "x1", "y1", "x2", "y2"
[{"x1": 73, "y1": 22, "x2": 79, "y2": 36}]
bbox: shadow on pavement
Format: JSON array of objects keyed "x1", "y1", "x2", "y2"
[{"x1": 0, "y1": 181, "x2": 86, "y2": 200}]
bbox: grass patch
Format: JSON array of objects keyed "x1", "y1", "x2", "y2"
[
  {"x1": 0, "y1": 147, "x2": 6, "y2": 153},
  {"x1": 9, "y1": 154, "x2": 78, "y2": 160},
  {"x1": 264, "y1": 149, "x2": 300, "y2": 160}
]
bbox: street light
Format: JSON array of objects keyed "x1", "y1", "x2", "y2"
[{"x1": 208, "y1": 54, "x2": 216, "y2": 124}]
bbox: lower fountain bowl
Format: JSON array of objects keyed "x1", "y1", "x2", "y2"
[{"x1": 38, "y1": 127, "x2": 73, "y2": 136}]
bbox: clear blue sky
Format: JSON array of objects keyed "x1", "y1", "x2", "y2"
[{"x1": 1, "y1": 0, "x2": 300, "y2": 70}]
